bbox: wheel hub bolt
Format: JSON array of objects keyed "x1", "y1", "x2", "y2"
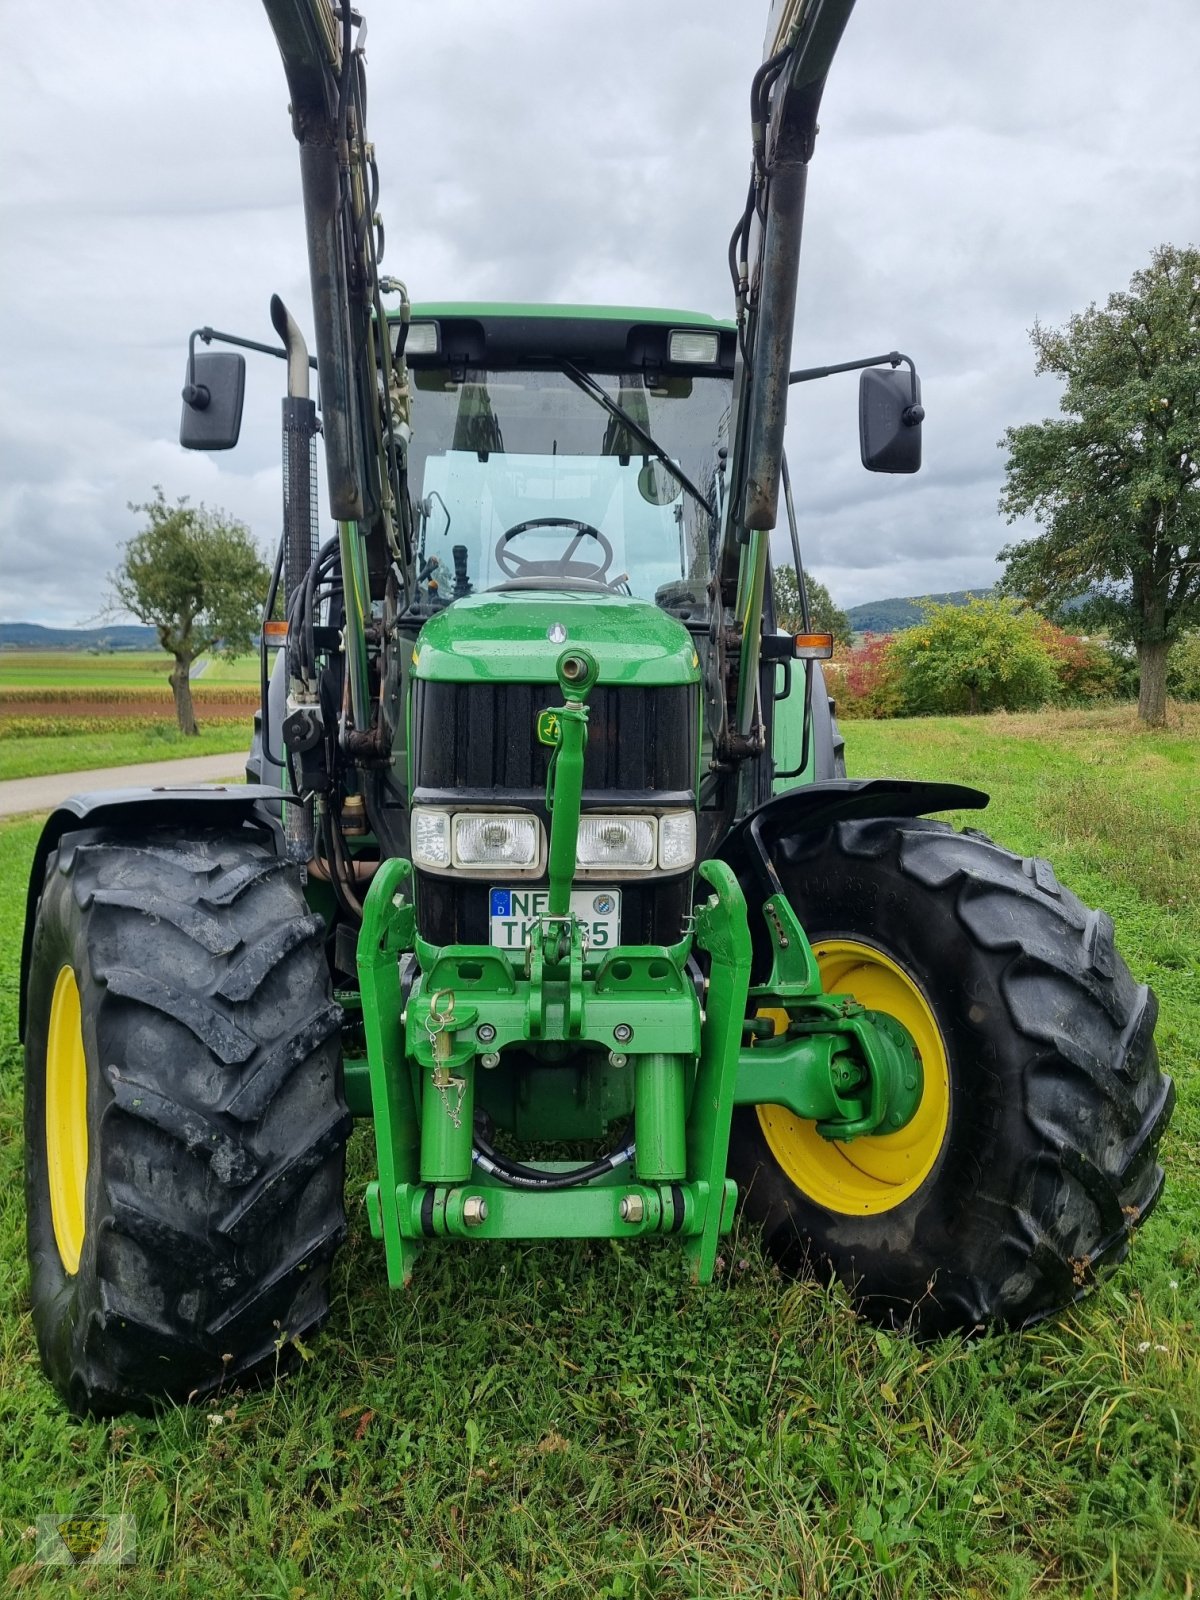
[
  {"x1": 462, "y1": 1196, "x2": 489, "y2": 1227},
  {"x1": 477, "y1": 1023, "x2": 497, "y2": 1043},
  {"x1": 613, "y1": 1023, "x2": 634, "y2": 1044},
  {"x1": 619, "y1": 1194, "x2": 645, "y2": 1224}
]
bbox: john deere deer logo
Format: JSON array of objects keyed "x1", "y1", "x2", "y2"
[{"x1": 55, "y1": 1518, "x2": 111, "y2": 1560}]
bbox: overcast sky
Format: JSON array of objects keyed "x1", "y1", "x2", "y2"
[{"x1": 1, "y1": 0, "x2": 1197, "y2": 624}]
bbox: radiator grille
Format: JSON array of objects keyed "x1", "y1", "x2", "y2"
[{"x1": 411, "y1": 679, "x2": 699, "y2": 946}]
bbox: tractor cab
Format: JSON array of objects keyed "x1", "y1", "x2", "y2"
[{"x1": 397, "y1": 304, "x2": 734, "y2": 614}]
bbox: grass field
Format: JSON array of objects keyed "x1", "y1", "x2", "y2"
[
  {"x1": 0, "y1": 652, "x2": 255, "y2": 781},
  {"x1": 0, "y1": 708, "x2": 1195, "y2": 1596},
  {"x1": 0, "y1": 721, "x2": 252, "y2": 783},
  {"x1": 0, "y1": 650, "x2": 259, "y2": 688}
]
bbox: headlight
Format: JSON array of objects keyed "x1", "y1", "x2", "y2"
[
  {"x1": 411, "y1": 807, "x2": 545, "y2": 875},
  {"x1": 576, "y1": 815, "x2": 656, "y2": 871},
  {"x1": 657, "y1": 811, "x2": 697, "y2": 871},
  {"x1": 454, "y1": 813, "x2": 539, "y2": 868},
  {"x1": 411, "y1": 808, "x2": 451, "y2": 868},
  {"x1": 668, "y1": 328, "x2": 719, "y2": 364},
  {"x1": 411, "y1": 806, "x2": 697, "y2": 876}
]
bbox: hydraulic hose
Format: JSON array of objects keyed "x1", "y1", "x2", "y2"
[{"x1": 471, "y1": 1129, "x2": 635, "y2": 1192}]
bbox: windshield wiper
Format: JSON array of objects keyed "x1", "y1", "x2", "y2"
[{"x1": 559, "y1": 361, "x2": 716, "y2": 521}]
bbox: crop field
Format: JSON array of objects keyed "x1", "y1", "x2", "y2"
[
  {"x1": 0, "y1": 652, "x2": 255, "y2": 781},
  {"x1": 0, "y1": 707, "x2": 1195, "y2": 1597},
  {"x1": 0, "y1": 650, "x2": 260, "y2": 689}
]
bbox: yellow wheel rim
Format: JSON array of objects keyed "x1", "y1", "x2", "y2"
[
  {"x1": 46, "y1": 964, "x2": 89, "y2": 1274},
  {"x1": 756, "y1": 939, "x2": 950, "y2": 1216}
]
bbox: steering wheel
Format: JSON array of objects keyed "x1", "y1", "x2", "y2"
[{"x1": 494, "y1": 518, "x2": 615, "y2": 584}]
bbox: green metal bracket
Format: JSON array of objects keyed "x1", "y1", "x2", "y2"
[
  {"x1": 541, "y1": 646, "x2": 598, "y2": 933},
  {"x1": 685, "y1": 858, "x2": 753, "y2": 1282},
  {"x1": 750, "y1": 890, "x2": 823, "y2": 1000},
  {"x1": 357, "y1": 857, "x2": 419, "y2": 1284}
]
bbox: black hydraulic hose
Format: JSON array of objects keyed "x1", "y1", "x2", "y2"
[
  {"x1": 471, "y1": 1128, "x2": 636, "y2": 1192},
  {"x1": 298, "y1": 537, "x2": 340, "y2": 682},
  {"x1": 335, "y1": 0, "x2": 354, "y2": 143},
  {"x1": 258, "y1": 536, "x2": 286, "y2": 773},
  {"x1": 750, "y1": 45, "x2": 791, "y2": 151},
  {"x1": 728, "y1": 174, "x2": 756, "y2": 296}
]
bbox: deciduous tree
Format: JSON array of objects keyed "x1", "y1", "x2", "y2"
[
  {"x1": 111, "y1": 488, "x2": 268, "y2": 735},
  {"x1": 773, "y1": 566, "x2": 852, "y2": 645},
  {"x1": 999, "y1": 244, "x2": 1200, "y2": 726}
]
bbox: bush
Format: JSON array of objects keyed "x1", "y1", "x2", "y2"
[
  {"x1": 1035, "y1": 621, "x2": 1127, "y2": 703},
  {"x1": 891, "y1": 597, "x2": 1059, "y2": 715},
  {"x1": 825, "y1": 634, "x2": 905, "y2": 719},
  {"x1": 1168, "y1": 632, "x2": 1200, "y2": 700}
]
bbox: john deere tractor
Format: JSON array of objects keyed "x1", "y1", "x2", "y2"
[{"x1": 21, "y1": 0, "x2": 1173, "y2": 1414}]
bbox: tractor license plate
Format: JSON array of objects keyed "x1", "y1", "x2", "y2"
[{"x1": 489, "y1": 887, "x2": 621, "y2": 951}]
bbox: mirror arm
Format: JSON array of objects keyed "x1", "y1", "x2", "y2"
[
  {"x1": 182, "y1": 325, "x2": 318, "y2": 414},
  {"x1": 789, "y1": 349, "x2": 925, "y2": 421},
  {"x1": 181, "y1": 329, "x2": 209, "y2": 411}
]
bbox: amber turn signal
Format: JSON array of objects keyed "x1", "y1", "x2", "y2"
[{"x1": 792, "y1": 632, "x2": 834, "y2": 659}]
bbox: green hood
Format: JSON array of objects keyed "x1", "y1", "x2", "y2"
[{"x1": 412, "y1": 592, "x2": 699, "y2": 688}]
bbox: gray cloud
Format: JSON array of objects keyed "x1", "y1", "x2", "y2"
[{"x1": 2, "y1": 0, "x2": 1197, "y2": 622}]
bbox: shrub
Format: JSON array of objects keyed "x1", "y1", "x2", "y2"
[
  {"x1": 1034, "y1": 621, "x2": 1127, "y2": 702},
  {"x1": 825, "y1": 634, "x2": 905, "y2": 719},
  {"x1": 891, "y1": 597, "x2": 1058, "y2": 715},
  {"x1": 1168, "y1": 631, "x2": 1200, "y2": 700}
]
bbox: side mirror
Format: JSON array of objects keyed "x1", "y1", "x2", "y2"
[
  {"x1": 859, "y1": 366, "x2": 923, "y2": 474},
  {"x1": 180, "y1": 350, "x2": 246, "y2": 450}
]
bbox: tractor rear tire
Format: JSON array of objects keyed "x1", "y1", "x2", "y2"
[
  {"x1": 727, "y1": 817, "x2": 1174, "y2": 1335},
  {"x1": 24, "y1": 826, "x2": 349, "y2": 1414}
]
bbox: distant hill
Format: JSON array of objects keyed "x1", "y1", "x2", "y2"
[
  {"x1": 845, "y1": 590, "x2": 995, "y2": 635},
  {"x1": 0, "y1": 622, "x2": 159, "y2": 651}
]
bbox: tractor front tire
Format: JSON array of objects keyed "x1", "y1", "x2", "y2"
[
  {"x1": 728, "y1": 817, "x2": 1174, "y2": 1335},
  {"x1": 24, "y1": 827, "x2": 349, "y2": 1414}
]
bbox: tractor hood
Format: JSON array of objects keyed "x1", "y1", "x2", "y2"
[{"x1": 411, "y1": 591, "x2": 700, "y2": 688}]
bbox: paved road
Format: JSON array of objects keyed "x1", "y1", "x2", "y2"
[{"x1": 0, "y1": 753, "x2": 247, "y2": 819}]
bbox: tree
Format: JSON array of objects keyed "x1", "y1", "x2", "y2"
[
  {"x1": 998, "y1": 244, "x2": 1200, "y2": 726},
  {"x1": 890, "y1": 597, "x2": 1059, "y2": 715},
  {"x1": 111, "y1": 488, "x2": 269, "y2": 734},
  {"x1": 774, "y1": 566, "x2": 853, "y2": 644}
]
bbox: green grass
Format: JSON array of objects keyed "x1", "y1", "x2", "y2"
[
  {"x1": 0, "y1": 721, "x2": 251, "y2": 782},
  {"x1": 193, "y1": 654, "x2": 261, "y2": 684},
  {"x1": 0, "y1": 650, "x2": 176, "y2": 688},
  {"x1": 0, "y1": 709, "x2": 1196, "y2": 1596},
  {"x1": 0, "y1": 651, "x2": 260, "y2": 689}
]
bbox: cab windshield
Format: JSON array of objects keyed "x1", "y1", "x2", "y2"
[{"x1": 405, "y1": 366, "x2": 729, "y2": 607}]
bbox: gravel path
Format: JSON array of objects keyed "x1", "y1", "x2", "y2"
[{"x1": 0, "y1": 753, "x2": 247, "y2": 818}]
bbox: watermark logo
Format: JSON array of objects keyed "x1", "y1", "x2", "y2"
[{"x1": 35, "y1": 1513, "x2": 136, "y2": 1566}]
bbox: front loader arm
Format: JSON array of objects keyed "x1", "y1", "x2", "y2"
[
  {"x1": 718, "y1": 0, "x2": 856, "y2": 750},
  {"x1": 261, "y1": 0, "x2": 412, "y2": 581}
]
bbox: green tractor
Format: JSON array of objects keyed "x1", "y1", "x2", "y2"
[{"x1": 21, "y1": 0, "x2": 1173, "y2": 1414}]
